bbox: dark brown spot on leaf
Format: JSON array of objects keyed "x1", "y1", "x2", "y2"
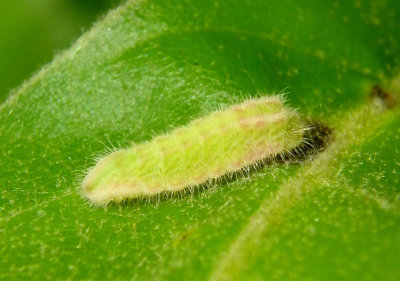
[{"x1": 371, "y1": 85, "x2": 397, "y2": 109}]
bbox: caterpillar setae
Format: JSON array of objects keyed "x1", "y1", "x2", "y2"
[{"x1": 82, "y1": 95, "x2": 307, "y2": 205}]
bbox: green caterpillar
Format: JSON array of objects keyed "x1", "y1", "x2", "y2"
[{"x1": 82, "y1": 96, "x2": 306, "y2": 205}]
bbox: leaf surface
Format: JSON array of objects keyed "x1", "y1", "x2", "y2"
[{"x1": 1, "y1": 0, "x2": 400, "y2": 280}]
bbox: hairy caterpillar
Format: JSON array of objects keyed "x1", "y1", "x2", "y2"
[{"x1": 82, "y1": 96, "x2": 307, "y2": 205}]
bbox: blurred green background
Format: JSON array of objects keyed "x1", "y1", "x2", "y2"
[{"x1": 0, "y1": 0, "x2": 120, "y2": 102}]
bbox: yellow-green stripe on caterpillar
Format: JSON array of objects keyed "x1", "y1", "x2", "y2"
[{"x1": 82, "y1": 96, "x2": 307, "y2": 205}]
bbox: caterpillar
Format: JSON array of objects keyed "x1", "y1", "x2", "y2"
[{"x1": 82, "y1": 95, "x2": 307, "y2": 205}]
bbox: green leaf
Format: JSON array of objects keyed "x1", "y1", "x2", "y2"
[{"x1": 1, "y1": 0, "x2": 399, "y2": 280}]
